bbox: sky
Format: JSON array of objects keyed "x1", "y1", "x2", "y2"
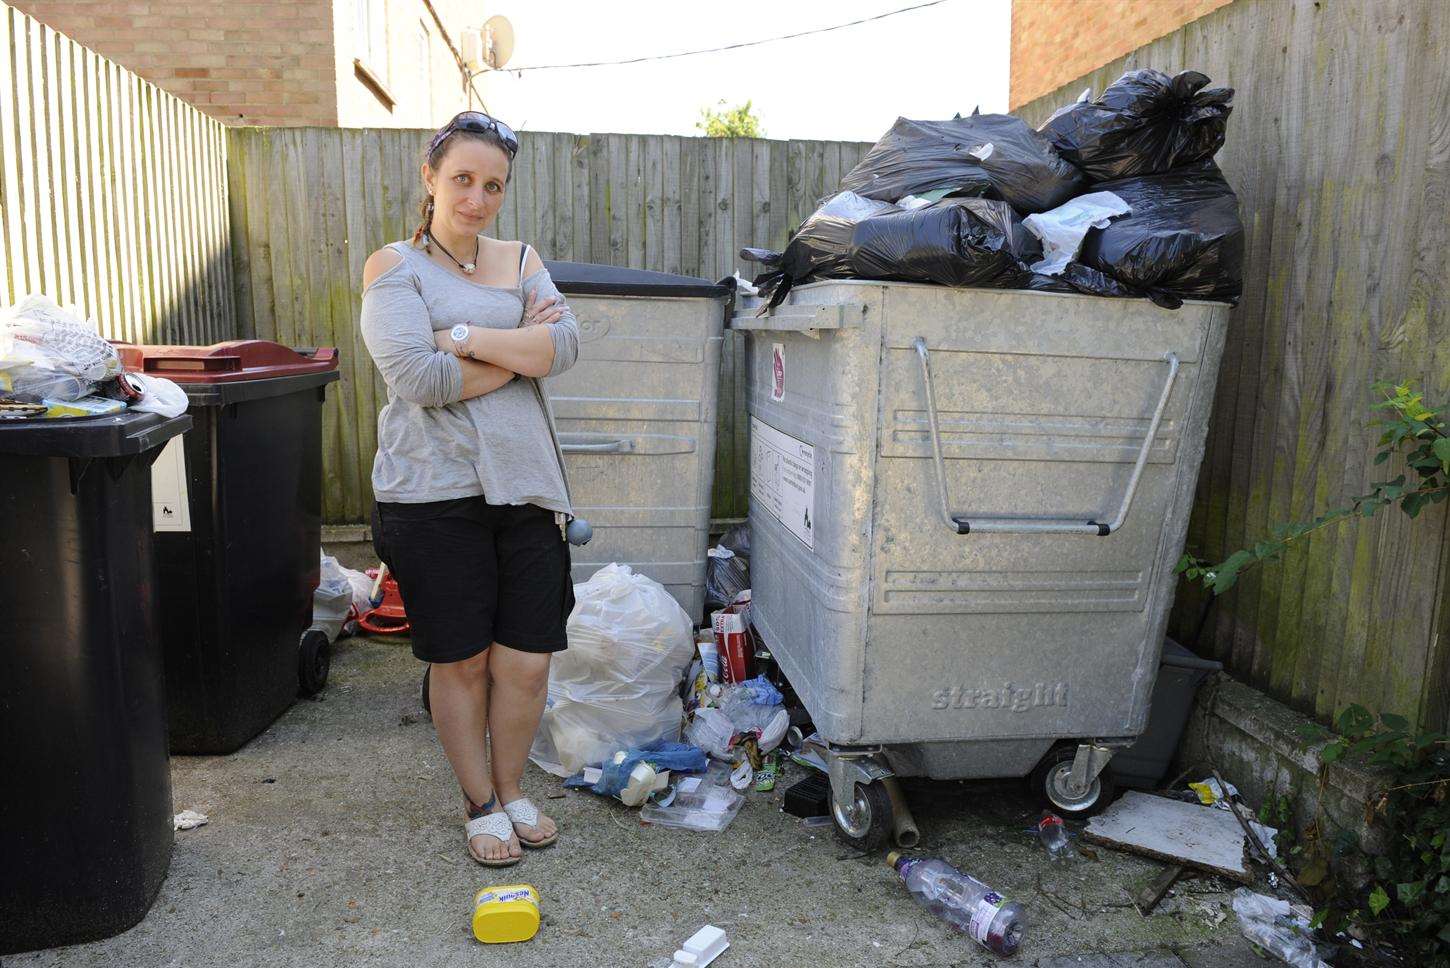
[{"x1": 473, "y1": 0, "x2": 1012, "y2": 143}]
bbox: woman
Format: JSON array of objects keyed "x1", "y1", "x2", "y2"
[{"x1": 359, "y1": 111, "x2": 579, "y2": 867}]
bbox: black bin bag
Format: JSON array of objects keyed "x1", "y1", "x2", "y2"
[
  {"x1": 743, "y1": 194, "x2": 1038, "y2": 308},
  {"x1": 849, "y1": 198, "x2": 1039, "y2": 289},
  {"x1": 1077, "y1": 161, "x2": 1244, "y2": 308},
  {"x1": 839, "y1": 114, "x2": 1087, "y2": 214},
  {"x1": 1040, "y1": 69, "x2": 1233, "y2": 182}
]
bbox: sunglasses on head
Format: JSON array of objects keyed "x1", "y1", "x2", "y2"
[{"x1": 427, "y1": 111, "x2": 519, "y2": 158}]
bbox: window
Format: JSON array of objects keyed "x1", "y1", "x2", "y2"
[{"x1": 355, "y1": 0, "x2": 389, "y2": 82}]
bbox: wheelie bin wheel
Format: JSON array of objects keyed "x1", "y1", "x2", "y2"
[
  {"x1": 1032, "y1": 746, "x2": 1117, "y2": 817},
  {"x1": 421, "y1": 664, "x2": 431, "y2": 715},
  {"x1": 298, "y1": 629, "x2": 331, "y2": 698},
  {"x1": 831, "y1": 778, "x2": 893, "y2": 851}
]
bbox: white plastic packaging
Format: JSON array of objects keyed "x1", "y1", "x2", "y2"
[
  {"x1": 1022, "y1": 191, "x2": 1130, "y2": 275},
  {"x1": 126, "y1": 371, "x2": 189, "y2": 418},
  {"x1": 530, "y1": 564, "x2": 695, "y2": 775},
  {"x1": 1230, "y1": 888, "x2": 1330, "y2": 968}
]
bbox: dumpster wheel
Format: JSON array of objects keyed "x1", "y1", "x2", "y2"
[
  {"x1": 831, "y1": 779, "x2": 893, "y2": 851},
  {"x1": 298, "y1": 629, "x2": 331, "y2": 698},
  {"x1": 1032, "y1": 746, "x2": 1116, "y2": 817}
]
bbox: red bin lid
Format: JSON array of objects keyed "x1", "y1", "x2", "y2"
[{"x1": 113, "y1": 340, "x2": 338, "y2": 383}]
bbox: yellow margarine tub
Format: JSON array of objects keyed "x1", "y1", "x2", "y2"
[{"x1": 472, "y1": 884, "x2": 540, "y2": 943}]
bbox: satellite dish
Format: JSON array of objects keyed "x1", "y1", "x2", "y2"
[{"x1": 482, "y1": 15, "x2": 514, "y2": 70}]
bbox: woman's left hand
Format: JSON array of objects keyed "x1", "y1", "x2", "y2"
[{"x1": 522, "y1": 292, "x2": 565, "y2": 328}]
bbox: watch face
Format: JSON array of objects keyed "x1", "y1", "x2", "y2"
[{"x1": 450, "y1": 324, "x2": 469, "y2": 342}]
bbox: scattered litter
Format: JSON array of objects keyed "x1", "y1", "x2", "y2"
[
  {"x1": 1230, "y1": 888, "x2": 1329, "y2": 968},
  {"x1": 1188, "y1": 776, "x2": 1237, "y2": 808},
  {"x1": 674, "y1": 925, "x2": 728, "y2": 968},
  {"x1": 729, "y1": 272, "x2": 759, "y2": 297},
  {"x1": 639, "y1": 779, "x2": 743, "y2": 832},
  {"x1": 704, "y1": 525, "x2": 750, "y2": 612},
  {"x1": 1084, "y1": 790, "x2": 1253, "y2": 882},
  {"x1": 173, "y1": 809, "x2": 209, "y2": 831},
  {"x1": 783, "y1": 771, "x2": 830, "y2": 819},
  {"x1": 1035, "y1": 812, "x2": 1079, "y2": 862},
  {"x1": 472, "y1": 884, "x2": 540, "y2": 944},
  {"x1": 530, "y1": 564, "x2": 695, "y2": 776},
  {"x1": 888, "y1": 851, "x2": 1024, "y2": 956},
  {"x1": 563, "y1": 741, "x2": 708, "y2": 807},
  {"x1": 1134, "y1": 864, "x2": 1183, "y2": 916}
]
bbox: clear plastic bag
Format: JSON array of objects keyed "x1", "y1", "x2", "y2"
[
  {"x1": 0, "y1": 296, "x2": 122, "y2": 389},
  {"x1": 312, "y1": 554, "x2": 355, "y2": 642},
  {"x1": 530, "y1": 564, "x2": 696, "y2": 776},
  {"x1": 1230, "y1": 889, "x2": 1329, "y2": 968},
  {"x1": 126, "y1": 372, "x2": 189, "y2": 418}
]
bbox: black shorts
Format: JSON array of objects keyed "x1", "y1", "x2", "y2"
[{"x1": 371, "y1": 496, "x2": 574, "y2": 663}]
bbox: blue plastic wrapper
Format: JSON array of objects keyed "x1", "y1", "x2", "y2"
[{"x1": 564, "y1": 740, "x2": 709, "y2": 798}]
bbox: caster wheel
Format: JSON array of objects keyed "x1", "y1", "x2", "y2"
[
  {"x1": 421, "y1": 664, "x2": 431, "y2": 715},
  {"x1": 1031, "y1": 746, "x2": 1117, "y2": 817},
  {"x1": 298, "y1": 629, "x2": 331, "y2": 698},
  {"x1": 831, "y1": 778, "x2": 893, "y2": 851}
]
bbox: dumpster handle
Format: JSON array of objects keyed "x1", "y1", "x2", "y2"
[
  {"x1": 912, "y1": 337, "x2": 1180, "y2": 537},
  {"x1": 559, "y1": 437, "x2": 634, "y2": 454}
]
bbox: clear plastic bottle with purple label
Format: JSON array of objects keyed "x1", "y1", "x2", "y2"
[{"x1": 888, "y1": 852, "x2": 1025, "y2": 956}]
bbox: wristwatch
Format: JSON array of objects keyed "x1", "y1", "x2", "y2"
[{"x1": 449, "y1": 324, "x2": 470, "y2": 354}]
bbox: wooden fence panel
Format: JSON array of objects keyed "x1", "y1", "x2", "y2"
[
  {"x1": 1016, "y1": 0, "x2": 1450, "y2": 730},
  {"x1": 229, "y1": 127, "x2": 873, "y2": 525},
  {"x1": 0, "y1": 3, "x2": 232, "y2": 343}
]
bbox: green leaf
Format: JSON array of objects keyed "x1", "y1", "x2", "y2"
[
  {"x1": 1398, "y1": 881, "x2": 1425, "y2": 906},
  {"x1": 1369, "y1": 883, "x2": 1391, "y2": 915},
  {"x1": 1338, "y1": 704, "x2": 1375, "y2": 735},
  {"x1": 1375, "y1": 450, "x2": 1392, "y2": 465},
  {"x1": 1382, "y1": 712, "x2": 1411, "y2": 731},
  {"x1": 1320, "y1": 742, "x2": 1344, "y2": 763}
]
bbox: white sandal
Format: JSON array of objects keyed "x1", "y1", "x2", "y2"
[
  {"x1": 503, "y1": 797, "x2": 558, "y2": 849},
  {"x1": 465, "y1": 811, "x2": 521, "y2": 867}
]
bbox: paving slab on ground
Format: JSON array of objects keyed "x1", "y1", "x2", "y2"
[{"x1": 14, "y1": 635, "x2": 1271, "y2": 968}]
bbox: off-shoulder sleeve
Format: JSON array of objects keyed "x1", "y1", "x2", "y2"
[{"x1": 360, "y1": 259, "x2": 463, "y2": 407}]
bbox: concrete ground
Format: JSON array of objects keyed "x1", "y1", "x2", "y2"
[{"x1": 13, "y1": 632, "x2": 1274, "y2": 968}]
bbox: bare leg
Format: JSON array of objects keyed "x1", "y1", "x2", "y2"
[
  {"x1": 428, "y1": 651, "x2": 520, "y2": 861},
  {"x1": 488, "y1": 643, "x2": 558, "y2": 843}
]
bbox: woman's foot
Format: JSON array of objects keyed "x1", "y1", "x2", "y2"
[
  {"x1": 498, "y1": 790, "x2": 558, "y2": 847},
  {"x1": 466, "y1": 795, "x2": 523, "y2": 864}
]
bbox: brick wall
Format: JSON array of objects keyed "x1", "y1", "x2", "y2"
[
  {"x1": 1010, "y1": 0, "x2": 1234, "y2": 108},
  {"x1": 9, "y1": 0, "x2": 339, "y2": 125}
]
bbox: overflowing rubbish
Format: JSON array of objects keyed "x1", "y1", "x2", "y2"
[
  {"x1": 639, "y1": 773, "x2": 744, "y2": 832},
  {"x1": 1039, "y1": 70, "x2": 1233, "y2": 182},
  {"x1": 839, "y1": 114, "x2": 1087, "y2": 214},
  {"x1": 710, "y1": 591, "x2": 756, "y2": 685},
  {"x1": 888, "y1": 851, "x2": 1025, "y2": 956},
  {"x1": 0, "y1": 295, "x2": 189, "y2": 419},
  {"x1": 563, "y1": 740, "x2": 708, "y2": 806},
  {"x1": 704, "y1": 525, "x2": 750, "y2": 613},
  {"x1": 1022, "y1": 191, "x2": 1130, "y2": 275},
  {"x1": 312, "y1": 552, "x2": 374, "y2": 642},
  {"x1": 1035, "y1": 813, "x2": 1079, "y2": 862},
  {"x1": 1076, "y1": 161, "x2": 1243, "y2": 308},
  {"x1": 743, "y1": 67, "x2": 1241, "y2": 311},
  {"x1": 1230, "y1": 888, "x2": 1329, "y2": 968},
  {"x1": 472, "y1": 884, "x2": 541, "y2": 944},
  {"x1": 531, "y1": 564, "x2": 695, "y2": 776},
  {"x1": 172, "y1": 810, "x2": 209, "y2": 831}
]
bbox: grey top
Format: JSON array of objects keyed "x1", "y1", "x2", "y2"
[{"x1": 359, "y1": 239, "x2": 579, "y2": 511}]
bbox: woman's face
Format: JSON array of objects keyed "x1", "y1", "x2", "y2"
[{"x1": 423, "y1": 137, "x2": 512, "y2": 238}]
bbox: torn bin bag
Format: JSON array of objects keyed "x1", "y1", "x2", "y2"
[
  {"x1": 1040, "y1": 69, "x2": 1233, "y2": 182},
  {"x1": 1077, "y1": 161, "x2": 1244, "y2": 308},
  {"x1": 839, "y1": 114, "x2": 1087, "y2": 214}
]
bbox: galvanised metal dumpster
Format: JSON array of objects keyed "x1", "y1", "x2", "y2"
[
  {"x1": 733, "y1": 280, "x2": 1230, "y2": 848},
  {"x1": 544, "y1": 262, "x2": 732, "y2": 623}
]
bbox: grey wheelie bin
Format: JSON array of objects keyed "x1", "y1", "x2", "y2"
[
  {"x1": 732, "y1": 280, "x2": 1230, "y2": 848},
  {"x1": 543, "y1": 261, "x2": 732, "y2": 622}
]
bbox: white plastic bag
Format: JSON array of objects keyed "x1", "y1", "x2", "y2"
[
  {"x1": 0, "y1": 296, "x2": 121, "y2": 383},
  {"x1": 530, "y1": 564, "x2": 695, "y2": 776},
  {"x1": 312, "y1": 554, "x2": 354, "y2": 642},
  {"x1": 126, "y1": 372, "x2": 189, "y2": 418},
  {"x1": 1230, "y1": 888, "x2": 1330, "y2": 968},
  {"x1": 1023, "y1": 191, "x2": 1130, "y2": 276}
]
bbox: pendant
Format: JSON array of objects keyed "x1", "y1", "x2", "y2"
[{"x1": 462, "y1": 263, "x2": 476, "y2": 274}]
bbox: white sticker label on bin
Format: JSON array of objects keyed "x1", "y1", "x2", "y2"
[
  {"x1": 750, "y1": 417, "x2": 814, "y2": 550},
  {"x1": 151, "y1": 435, "x2": 191, "y2": 532}
]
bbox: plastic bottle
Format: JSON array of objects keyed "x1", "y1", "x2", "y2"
[
  {"x1": 887, "y1": 852, "x2": 1025, "y2": 956},
  {"x1": 1036, "y1": 813, "x2": 1078, "y2": 862}
]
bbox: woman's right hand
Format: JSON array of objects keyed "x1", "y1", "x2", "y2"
[{"x1": 522, "y1": 291, "x2": 565, "y2": 328}]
